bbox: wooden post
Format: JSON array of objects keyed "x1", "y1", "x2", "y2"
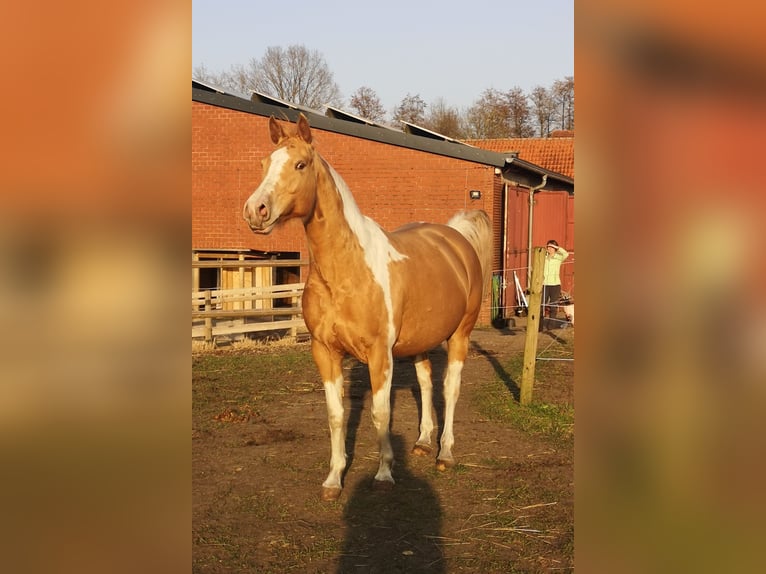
[
  {"x1": 204, "y1": 290, "x2": 213, "y2": 344},
  {"x1": 237, "y1": 253, "x2": 244, "y2": 311},
  {"x1": 290, "y1": 292, "x2": 298, "y2": 340},
  {"x1": 192, "y1": 253, "x2": 200, "y2": 309},
  {"x1": 520, "y1": 247, "x2": 545, "y2": 405}
]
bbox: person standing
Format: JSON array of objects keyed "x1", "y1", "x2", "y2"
[{"x1": 539, "y1": 240, "x2": 569, "y2": 330}]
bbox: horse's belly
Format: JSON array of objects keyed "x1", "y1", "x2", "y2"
[
  {"x1": 392, "y1": 309, "x2": 465, "y2": 357},
  {"x1": 391, "y1": 336, "x2": 443, "y2": 358}
]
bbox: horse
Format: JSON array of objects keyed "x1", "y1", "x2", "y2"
[{"x1": 243, "y1": 113, "x2": 493, "y2": 501}]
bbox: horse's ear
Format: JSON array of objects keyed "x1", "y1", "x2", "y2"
[
  {"x1": 269, "y1": 116, "x2": 285, "y2": 144},
  {"x1": 296, "y1": 113, "x2": 312, "y2": 144}
]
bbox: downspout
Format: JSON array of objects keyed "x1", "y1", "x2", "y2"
[
  {"x1": 501, "y1": 181, "x2": 509, "y2": 319},
  {"x1": 526, "y1": 175, "x2": 547, "y2": 286},
  {"x1": 502, "y1": 181, "x2": 509, "y2": 285}
]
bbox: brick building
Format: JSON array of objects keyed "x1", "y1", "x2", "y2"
[
  {"x1": 466, "y1": 133, "x2": 575, "y2": 306},
  {"x1": 192, "y1": 81, "x2": 574, "y2": 326}
]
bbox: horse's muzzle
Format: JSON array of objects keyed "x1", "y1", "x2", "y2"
[{"x1": 243, "y1": 200, "x2": 275, "y2": 234}]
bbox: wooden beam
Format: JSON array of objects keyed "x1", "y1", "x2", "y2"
[
  {"x1": 191, "y1": 307, "x2": 302, "y2": 320},
  {"x1": 191, "y1": 260, "x2": 308, "y2": 269}
]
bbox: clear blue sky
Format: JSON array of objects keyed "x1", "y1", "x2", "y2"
[{"x1": 192, "y1": 0, "x2": 573, "y2": 113}]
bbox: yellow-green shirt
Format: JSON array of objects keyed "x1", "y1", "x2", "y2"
[{"x1": 543, "y1": 247, "x2": 569, "y2": 286}]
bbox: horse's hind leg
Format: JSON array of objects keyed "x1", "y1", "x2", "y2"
[
  {"x1": 437, "y1": 333, "x2": 469, "y2": 471},
  {"x1": 412, "y1": 353, "x2": 435, "y2": 456}
]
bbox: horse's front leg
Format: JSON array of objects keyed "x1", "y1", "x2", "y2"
[
  {"x1": 369, "y1": 346, "x2": 395, "y2": 489},
  {"x1": 412, "y1": 353, "x2": 435, "y2": 456},
  {"x1": 312, "y1": 340, "x2": 346, "y2": 501}
]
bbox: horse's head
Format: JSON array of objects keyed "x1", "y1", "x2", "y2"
[{"x1": 243, "y1": 113, "x2": 317, "y2": 234}]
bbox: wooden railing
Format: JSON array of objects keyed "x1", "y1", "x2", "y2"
[
  {"x1": 192, "y1": 283, "x2": 306, "y2": 342},
  {"x1": 192, "y1": 258, "x2": 309, "y2": 343}
]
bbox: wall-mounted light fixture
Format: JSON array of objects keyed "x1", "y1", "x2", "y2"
[{"x1": 469, "y1": 190, "x2": 481, "y2": 200}]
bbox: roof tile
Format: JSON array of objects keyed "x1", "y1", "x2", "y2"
[{"x1": 464, "y1": 136, "x2": 574, "y2": 179}]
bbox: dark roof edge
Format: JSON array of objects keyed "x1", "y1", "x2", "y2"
[
  {"x1": 504, "y1": 156, "x2": 574, "y2": 194},
  {"x1": 192, "y1": 85, "x2": 574, "y2": 188}
]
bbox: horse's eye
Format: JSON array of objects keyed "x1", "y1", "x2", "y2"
[{"x1": 296, "y1": 161, "x2": 306, "y2": 170}]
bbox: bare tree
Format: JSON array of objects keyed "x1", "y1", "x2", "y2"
[
  {"x1": 529, "y1": 85, "x2": 557, "y2": 137},
  {"x1": 199, "y1": 45, "x2": 343, "y2": 108},
  {"x1": 464, "y1": 88, "x2": 510, "y2": 139},
  {"x1": 349, "y1": 86, "x2": 386, "y2": 122},
  {"x1": 392, "y1": 93, "x2": 427, "y2": 125},
  {"x1": 424, "y1": 98, "x2": 465, "y2": 139},
  {"x1": 506, "y1": 87, "x2": 534, "y2": 137},
  {"x1": 193, "y1": 63, "x2": 212, "y2": 82},
  {"x1": 193, "y1": 63, "x2": 228, "y2": 88},
  {"x1": 193, "y1": 59, "x2": 575, "y2": 139},
  {"x1": 192, "y1": 59, "x2": 260, "y2": 96},
  {"x1": 252, "y1": 45, "x2": 343, "y2": 108},
  {"x1": 464, "y1": 80, "x2": 572, "y2": 139},
  {"x1": 223, "y1": 60, "x2": 260, "y2": 95},
  {"x1": 551, "y1": 76, "x2": 574, "y2": 131}
]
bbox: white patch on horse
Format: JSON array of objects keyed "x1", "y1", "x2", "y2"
[
  {"x1": 444, "y1": 360, "x2": 464, "y2": 399},
  {"x1": 322, "y1": 373, "x2": 346, "y2": 491},
  {"x1": 327, "y1": 162, "x2": 407, "y2": 345},
  {"x1": 248, "y1": 147, "x2": 290, "y2": 207}
]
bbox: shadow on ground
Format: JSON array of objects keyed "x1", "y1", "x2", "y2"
[
  {"x1": 338, "y1": 432, "x2": 445, "y2": 574},
  {"x1": 472, "y1": 338, "x2": 520, "y2": 401}
]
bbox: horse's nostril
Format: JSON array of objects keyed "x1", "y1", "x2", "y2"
[{"x1": 259, "y1": 204, "x2": 268, "y2": 217}]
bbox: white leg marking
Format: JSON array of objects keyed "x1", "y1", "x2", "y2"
[
  {"x1": 322, "y1": 374, "x2": 346, "y2": 491},
  {"x1": 370, "y1": 361, "x2": 394, "y2": 485},
  {"x1": 414, "y1": 355, "x2": 434, "y2": 449},
  {"x1": 439, "y1": 360, "x2": 464, "y2": 465}
]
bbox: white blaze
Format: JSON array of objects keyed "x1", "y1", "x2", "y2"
[{"x1": 245, "y1": 147, "x2": 290, "y2": 212}]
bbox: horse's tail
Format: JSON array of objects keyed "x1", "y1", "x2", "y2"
[{"x1": 447, "y1": 209, "x2": 493, "y2": 299}]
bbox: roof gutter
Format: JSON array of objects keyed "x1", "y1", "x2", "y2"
[{"x1": 503, "y1": 155, "x2": 573, "y2": 192}]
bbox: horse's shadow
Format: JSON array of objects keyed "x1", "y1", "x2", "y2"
[
  {"x1": 340, "y1": 358, "x2": 447, "y2": 572},
  {"x1": 338, "y1": 432, "x2": 445, "y2": 573}
]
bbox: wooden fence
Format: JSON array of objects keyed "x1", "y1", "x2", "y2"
[{"x1": 192, "y1": 259, "x2": 308, "y2": 343}]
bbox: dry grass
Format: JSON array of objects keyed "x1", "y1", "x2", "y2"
[{"x1": 192, "y1": 333, "x2": 309, "y2": 356}]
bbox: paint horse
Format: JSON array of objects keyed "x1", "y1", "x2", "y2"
[{"x1": 243, "y1": 113, "x2": 492, "y2": 501}]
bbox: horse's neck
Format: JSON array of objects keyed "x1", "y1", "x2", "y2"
[
  {"x1": 304, "y1": 157, "x2": 404, "y2": 284},
  {"x1": 305, "y1": 158, "x2": 370, "y2": 259}
]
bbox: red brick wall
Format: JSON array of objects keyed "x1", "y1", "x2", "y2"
[
  {"x1": 192, "y1": 101, "x2": 499, "y2": 323},
  {"x1": 193, "y1": 102, "x2": 497, "y2": 253}
]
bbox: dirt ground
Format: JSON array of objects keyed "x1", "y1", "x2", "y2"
[{"x1": 193, "y1": 321, "x2": 574, "y2": 573}]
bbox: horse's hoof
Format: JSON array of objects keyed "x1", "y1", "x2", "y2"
[
  {"x1": 321, "y1": 486, "x2": 342, "y2": 501},
  {"x1": 436, "y1": 458, "x2": 455, "y2": 472},
  {"x1": 372, "y1": 479, "x2": 395, "y2": 492},
  {"x1": 412, "y1": 443, "x2": 432, "y2": 456}
]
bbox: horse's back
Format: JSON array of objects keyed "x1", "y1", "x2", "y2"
[
  {"x1": 392, "y1": 218, "x2": 474, "y2": 249},
  {"x1": 390, "y1": 222, "x2": 480, "y2": 285}
]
